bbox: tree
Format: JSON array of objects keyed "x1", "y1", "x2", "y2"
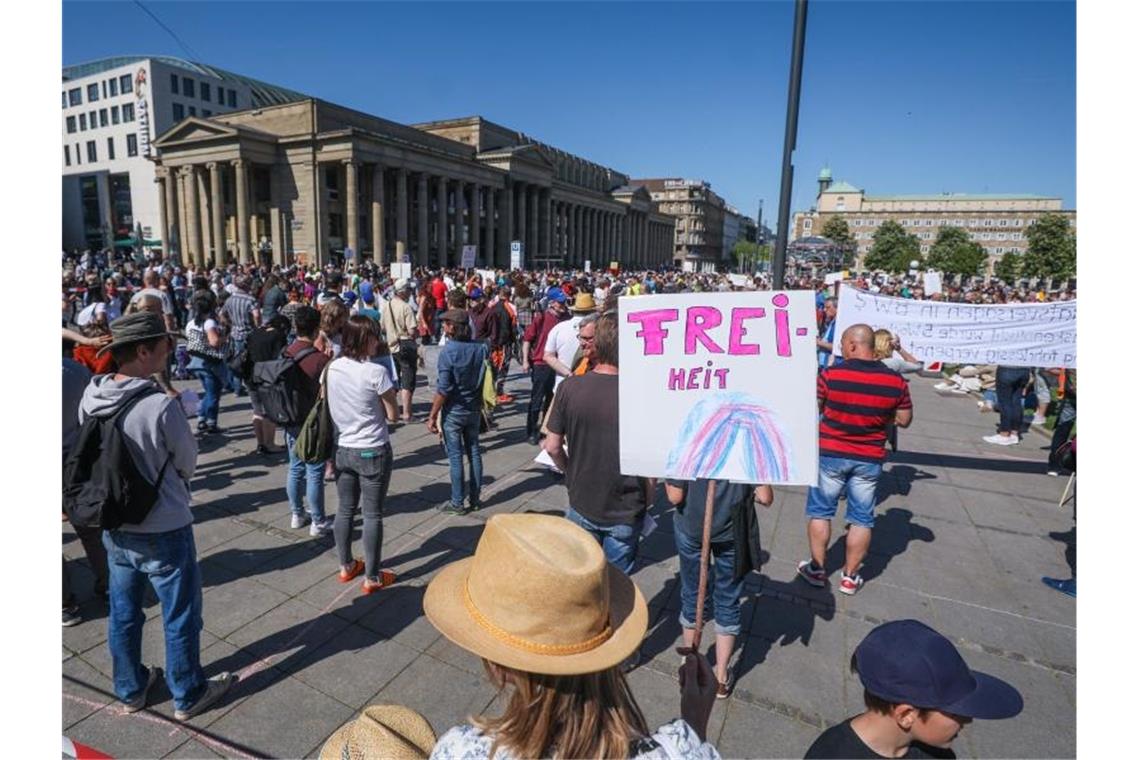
[
  {"x1": 732, "y1": 240, "x2": 764, "y2": 272},
  {"x1": 820, "y1": 216, "x2": 853, "y2": 247},
  {"x1": 925, "y1": 226, "x2": 987, "y2": 276},
  {"x1": 1021, "y1": 213, "x2": 1076, "y2": 281},
  {"x1": 864, "y1": 220, "x2": 922, "y2": 273},
  {"x1": 993, "y1": 251, "x2": 1021, "y2": 284}
]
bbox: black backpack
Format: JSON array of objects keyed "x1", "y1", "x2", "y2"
[
  {"x1": 248, "y1": 346, "x2": 319, "y2": 427},
  {"x1": 63, "y1": 387, "x2": 172, "y2": 531}
]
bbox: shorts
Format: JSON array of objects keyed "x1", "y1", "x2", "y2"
[
  {"x1": 805, "y1": 455, "x2": 883, "y2": 529},
  {"x1": 394, "y1": 341, "x2": 418, "y2": 392}
]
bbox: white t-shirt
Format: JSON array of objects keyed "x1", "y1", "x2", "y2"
[
  {"x1": 326, "y1": 357, "x2": 394, "y2": 448},
  {"x1": 131, "y1": 287, "x2": 174, "y2": 316},
  {"x1": 545, "y1": 315, "x2": 584, "y2": 388}
]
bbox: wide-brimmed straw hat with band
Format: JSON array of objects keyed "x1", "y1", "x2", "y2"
[
  {"x1": 424, "y1": 514, "x2": 648, "y2": 676},
  {"x1": 319, "y1": 704, "x2": 437, "y2": 760}
]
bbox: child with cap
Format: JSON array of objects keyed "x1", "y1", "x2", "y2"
[{"x1": 805, "y1": 620, "x2": 1023, "y2": 759}]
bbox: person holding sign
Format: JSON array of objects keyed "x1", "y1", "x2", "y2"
[
  {"x1": 665, "y1": 479, "x2": 773, "y2": 698},
  {"x1": 798, "y1": 324, "x2": 913, "y2": 596}
]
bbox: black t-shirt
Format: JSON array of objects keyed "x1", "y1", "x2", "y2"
[
  {"x1": 805, "y1": 718, "x2": 956, "y2": 759},
  {"x1": 546, "y1": 372, "x2": 647, "y2": 526},
  {"x1": 667, "y1": 479, "x2": 754, "y2": 544},
  {"x1": 246, "y1": 326, "x2": 289, "y2": 363}
]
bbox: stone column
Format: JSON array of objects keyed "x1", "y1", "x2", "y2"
[
  {"x1": 558, "y1": 203, "x2": 567, "y2": 262},
  {"x1": 233, "y1": 159, "x2": 250, "y2": 264},
  {"x1": 528, "y1": 186, "x2": 539, "y2": 264},
  {"x1": 181, "y1": 167, "x2": 202, "y2": 267},
  {"x1": 395, "y1": 167, "x2": 408, "y2": 261},
  {"x1": 345, "y1": 160, "x2": 359, "y2": 256},
  {"x1": 155, "y1": 176, "x2": 169, "y2": 261},
  {"x1": 208, "y1": 162, "x2": 224, "y2": 265},
  {"x1": 416, "y1": 173, "x2": 429, "y2": 266},
  {"x1": 486, "y1": 188, "x2": 496, "y2": 268},
  {"x1": 372, "y1": 164, "x2": 386, "y2": 264},
  {"x1": 196, "y1": 167, "x2": 212, "y2": 264},
  {"x1": 621, "y1": 214, "x2": 631, "y2": 266},
  {"x1": 572, "y1": 205, "x2": 582, "y2": 265},
  {"x1": 516, "y1": 183, "x2": 527, "y2": 260},
  {"x1": 541, "y1": 189, "x2": 552, "y2": 258},
  {"x1": 454, "y1": 179, "x2": 467, "y2": 264},
  {"x1": 269, "y1": 165, "x2": 284, "y2": 266},
  {"x1": 468, "y1": 183, "x2": 479, "y2": 256},
  {"x1": 436, "y1": 176, "x2": 448, "y2": 266},
  {"x1": 641, "y1": 214, "x2": 649, "y2": 266},
  {"x1": 503, "y1": 179, "x2": 514, "y2": 265},
  {"x1": 164, "y1": 171, "x2": 180, "y2": 260}
]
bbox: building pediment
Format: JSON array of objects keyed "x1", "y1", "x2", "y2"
[
  {"x1": 477, "y1": 143, "x2": 554, "y2": 171},
  {"x1": 153, "y1": 118, "x2": 276, "y2": 148}
]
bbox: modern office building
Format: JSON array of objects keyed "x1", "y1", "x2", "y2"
[
  {"x1": 62, "y1": 56, "x2": 307, "y2": 253},
  {"x1": 792, "y1": 167, "x2": 1076, "y2": 273},
  {"x1": 149, "y1": 103, "x2": 676, "y2": 269}
]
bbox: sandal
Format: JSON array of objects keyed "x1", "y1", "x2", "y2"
[
  {"x1": 360, "y1": 570, "x2": 397, "y2": 594},
  {"x1": 338, "y1": 559, "x2": 365, "y2": 583},
  {"x1": 717, "y1": 672, "x2": 735, "y2": 700}
]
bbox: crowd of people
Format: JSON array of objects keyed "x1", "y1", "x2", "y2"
[{"x1": 62, "y1": 247, "x2": 1070, "y2": 757}]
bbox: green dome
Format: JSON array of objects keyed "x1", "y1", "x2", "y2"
[{"x1": 818, "y1": 167, "x2": 832, "y2": 181}]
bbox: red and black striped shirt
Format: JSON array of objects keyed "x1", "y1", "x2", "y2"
[{"x1": 818, "y1": 359, "x2": 912, "y2": 463}]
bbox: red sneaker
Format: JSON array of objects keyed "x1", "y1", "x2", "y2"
[
  {"x1": 338, "y1": 559, "x2": 365, "y2": 583},
  {"x1": 839, "y1": 573, "x2": 865, "y2": 596},
  {"x1": 361, "y1": 570, "x2": 397, "y2": 594},
  {"x1": 797, "y1": 560, "x2": 827, "y2": 588},
  {"x1": 496, "y1": 394, "x2": 515, "y2": 403}
]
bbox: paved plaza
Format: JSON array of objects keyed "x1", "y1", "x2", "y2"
[{"x1": 63, "y1": 350, "x2": 1076, "y2": 759}]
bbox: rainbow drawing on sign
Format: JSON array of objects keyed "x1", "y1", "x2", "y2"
[{"x1": 666, "y1": 392, "x2": 794, "y2": 482}]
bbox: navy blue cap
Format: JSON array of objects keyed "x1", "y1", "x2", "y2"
[{"x1": 854, "y1": 620, "x2": 1023, "y2": 719}]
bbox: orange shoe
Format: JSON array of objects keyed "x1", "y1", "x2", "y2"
[
  {"x1": 361, "y1": 570, "x2": 397, "y2": 594},
  {"x1": 338, "y1": 559, "x2": 365, "y2": 583},
  {"x1": 496, "y1": 394, "x2": 515, "y2": 403}
]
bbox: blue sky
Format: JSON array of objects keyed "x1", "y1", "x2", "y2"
[{"x1": 63, "y1": 1, "x2": 1076, "y2": 218}]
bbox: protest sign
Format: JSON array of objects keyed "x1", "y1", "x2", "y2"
[
  {"x1": 461, "y1": 245, "x2": 477, "y2": 268},
  {"x1": 824, "y1": 271, "x2": 848, "y2": 286},
  {"x1": 510, "y1": 241, "x2": 523, "y2": 270},
  {"x1": 476, "y1": 269, "x2": 495, "y2": 287},
  {"x1": 923, "y1": 271, "x2": 942, "y2": 294},
  {"x1": 834, "y1": 288, "x2": 1076, "y2": 368},
  {"x1": 619, "y1": 292, "x2": 819, "y2": 485},
  {"x1": 727, "y1": 274, "x2": 750, "y2": 287},
  {"x1": 389, "y1": 262, "x2": 411, "y2": 280}
]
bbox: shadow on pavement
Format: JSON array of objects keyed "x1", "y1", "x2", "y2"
[
  {"x1": 823, "y1": 507, "x2": 934, "y2": 583},
  {"x1": 876, "y1": 464, "x2": 937, "y2": 499},
  {"x1": 889, "y1": 449, "x2": 1048, "y2": 475}
]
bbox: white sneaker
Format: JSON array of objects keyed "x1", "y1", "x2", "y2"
[
  {"x1": 983, "y1": 434, "x2": 1018, "y2": 446},
  {"x1": 1031, "y1": 415, "x2": 1047, "y2": 426},
  {"x1": 290, "y1": 514, "x2": 309, "y2": 530},
  {"x1": 309, "y1": 517, "x2": 334, "y2": 536}
]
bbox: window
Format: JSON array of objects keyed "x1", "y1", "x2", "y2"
[
  {"x1": 182, "y1": 77, "x2": 194, "y2": 98},
  {"x1": 983, "y1": 218, "x2": 994, "y2": 226},
  {"x1": 120, "y1": 73, "x2": 132, "y2": 94},
  {"x1": 925, "y1": 219, "x2": 933, "y2": 226},
  {"x1": 171, "y1": 73, "x2": 179, "y2": 93},
  {"x1": 99, "y1": 109, "x2": 108, "y2": 127},
  {"x1": 1013, "y1": 218, "x2": 1023, "y2": 227},
  {"x1": 325, "y1": 165, "x2": 340, "y2": 200},
  {"x1": 803, "y1": 218, "x2": 813, "y2": 231},
  {"x1": 122, "y1": 103, "x2": 134, "y2": 122},
  {"x1": 101, "y1": 81, "x2": 107, "y2": 99},
  {"x1": 106, "y1": 136, "x2": 115, "y2": 161},
  {"x1": 86, "y1": 140, "x2": 97, "y2": 163},
  {"x1": 854, "y1": 219, "x2": 863, "y2": 226},
  {"x1": 79, "y1": 113, "x2": 87, "y2": 131},
  {"x1": 74, "y1": 142, "x2": 81, "y2": 165},
  {"x1": 227, "y1": 89, "x2": 236, "y2": 108},
  {"x1": 217, "y1": 86, "x2": 224, "y2": 105},
  {"x1": 64, "y1": 145, "x2": 70, "y2": 166},
  {"x1": 999, "y1": 219, "x2": 1008, "y2": 227},
  {"x1": 202, "y1": 109, "x2": 211, "y2": 117},
  {"x1": 188, "y1": 105, "x2": 196, "y2": 117},
  {"x1": 126, "y1": 133, "x2": 137, "y2": 157},
  {"x1": 1012, "y1": 232, "x2": 1021, "y2": 241},
  {"x1": 1027, "y1": 218, "x2": 1037, "y2": 226},
  {"x1": 921, "y1": 245, "x2": 929, "y2": 253},
  {"x1": 201, "y1": 82, "x2": 210, "y2": 101},
  {"x1": 982, "y1": 232, "x2": 992, "y2": 240},
  {"x1": 998, "y1": 232, "x2": 1008, "y2": 241},
  {"x1": 69, "y1": 87, "x2": 82, "y2": 106},
  {"x1": 111, "y1": 105, "x2": 119, "y2": 124},
  {"x1": 173, "y1": 102, "x2": 185, "y2": 121},
  {"x1": 89, "y1": 110, "x2": 97, "y2": 128},
  {"x1": 66, "y1": 115, "x2": 76, "y2": 133},
  {"x1": 62, "y1": 91, "x2": 67, "y2": 109},
  {"x1": 87, "y1": 83, "x2": 99, "y2": 102},
  {"x1": 108, "y1": 77, "x2": 118, "y2": 97}
]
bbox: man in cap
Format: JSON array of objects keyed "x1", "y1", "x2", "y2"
[
  {"x1": 427, "y1": 309, "x2": 489, "y2": 514},
  {"x1": 805, "y1": 619, "x2": 1023, "y2": 758},
  {"x1": 521, "y1": 287, "x2": 570, "y2": 445},
  {"x1": 78, "y1": 313, "x2": 234, "y2": 721},
  {"x1": 543, "y1": 292, "x2": 598, "y2": 391},
  {"x1": 381, "y1": 278, "x2": 420, "y2": 422}
]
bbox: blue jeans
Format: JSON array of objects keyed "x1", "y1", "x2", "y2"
[
  {"x1": 565, "y1": 506, "x2": 642, "y2": 575},
  {"x1": 188, "y1": 357, "x2": 224, "y2": 425},
  {"x1": 806, "y1": 455, "x2": 883, "y2": 529},
  {"x1": 227, "y1": 338, "x2": 247, "y2": 392},
  {"x1": 285, "y1": 429, "x2": 326, "y2": 520},
  {"x1": 996, "y1": 366, "x2": 1031, "y2": 435},
  {"x1": 675, "y1": 523, "x2": 743, "y2": 636},
  {"x1": 442, "y1": 408, "x2": 483, "y2": 508},
  {"x1": 102, "y1": 525, "x2": 207, "y2": 711}
]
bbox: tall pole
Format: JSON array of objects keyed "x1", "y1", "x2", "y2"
[{"x1": 771, "y1": 0, "x2": 809, "y2": 288}]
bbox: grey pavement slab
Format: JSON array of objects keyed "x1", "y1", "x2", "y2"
[{"x1": 63, "y1": 359, "x2": 1074, "y2": 758}]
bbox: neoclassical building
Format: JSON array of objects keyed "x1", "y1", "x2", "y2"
[{"x1": 151, "y1": 100, "x2": 675, "y2": 270}]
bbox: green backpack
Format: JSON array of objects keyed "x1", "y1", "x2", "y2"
[{"x1": 293, "y1": 363, "x2": 334, "y2": 464}]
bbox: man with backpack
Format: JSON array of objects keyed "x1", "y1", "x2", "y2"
[
  {"x1": 74, "y1": 312, "x2": 234, "y2": 721},
  {"x1": 280, "y1": 305, "x2": 335, "y2": 535}
]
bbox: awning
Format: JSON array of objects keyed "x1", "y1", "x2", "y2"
[{"x1": 113, "y1": 237, "x2": 162, "y2": 248}]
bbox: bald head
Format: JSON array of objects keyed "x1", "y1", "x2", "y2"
[{"x1": 841, "y1": 324, "x2": 875, "y2": 360}]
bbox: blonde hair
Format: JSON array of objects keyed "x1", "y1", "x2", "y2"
[
  {"x1": 473, "y1": 660, "x2": 649, "y2": 759},
  {"x1": 872, "y1": 329, "x2": 893, "y2": 360}
]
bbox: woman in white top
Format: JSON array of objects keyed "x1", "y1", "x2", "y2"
[
  {"x1": 185, "y1": 291, "x2": 229, "y2": 434},
  {"x1": 326, "y1": 315, "x2": 400, "y2": 594},
  {"x1": 873, "y1": 329, "x2": 923, "y2": 374}
]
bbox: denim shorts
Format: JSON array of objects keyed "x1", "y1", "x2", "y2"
[{"x1": 805, "y1": 455, "x2": 883, "y2": 529}]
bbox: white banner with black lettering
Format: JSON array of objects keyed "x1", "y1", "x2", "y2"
[{"x1": 835, "y1": 288, "x2": 1076, "y2": 368}]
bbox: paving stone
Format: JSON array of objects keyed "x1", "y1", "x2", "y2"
[
  {"x1": 63, "y1": 655, "x2": 117, "y2": 730},
  {"x1": 716, "y1": 697, "x2": 822, "y2": 759},
  {"x1": 79, "y1": 619, "x2": 220, "y2": 683},
  {"x1": 64, "y1": 698, "x2": 192, "y2": 760},
  {"x1": 201, "y1": 575, "x2": 291, "y2": 638},
  {"x1": 224, "y1": 596, "x2": 353, "y2": 668},
  {"x1": 355, "y1": 584, "x2": 442, "y2": 653},
  {"x1": 162, "y1": 738, "x2": 224, "y2": 758},
  {"x1": 372, "y1": 656, "x2": 498, "y2": 742},
  {"x1": 289, "y1": 624, "x2": 420, "y2": 708}
]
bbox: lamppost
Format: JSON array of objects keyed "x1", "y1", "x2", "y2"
[{"x1": 771, "y1": 0, "x2": 809, "y2": 288}]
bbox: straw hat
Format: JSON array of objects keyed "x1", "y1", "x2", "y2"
[
  {"x1": 570, "y1": 292, "x2": 597, "y2": 313},
  {"x1": 96, "y1": 311, "x2": 180, "y2": 358},
  {"x1": 423, "y1": 514, "x2": 648, "y2": 676},
  {"x1": 319, "y1": 705, "x2": 437, "y2": 760}
]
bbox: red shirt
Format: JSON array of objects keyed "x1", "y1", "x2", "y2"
[
  {"x1": 431, "y1": 279, "x2": 448, "y2": 309},
  {"x1": 522, "y1": 309, "x2": 568, "y2": 366},
  {"x1": 817, "y1": 359, "x2": 912, "y2": 463}
]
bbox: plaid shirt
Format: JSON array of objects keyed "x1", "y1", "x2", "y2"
[{"x1": 221, "y1": 290, "x2": 257, "y2": 340}]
